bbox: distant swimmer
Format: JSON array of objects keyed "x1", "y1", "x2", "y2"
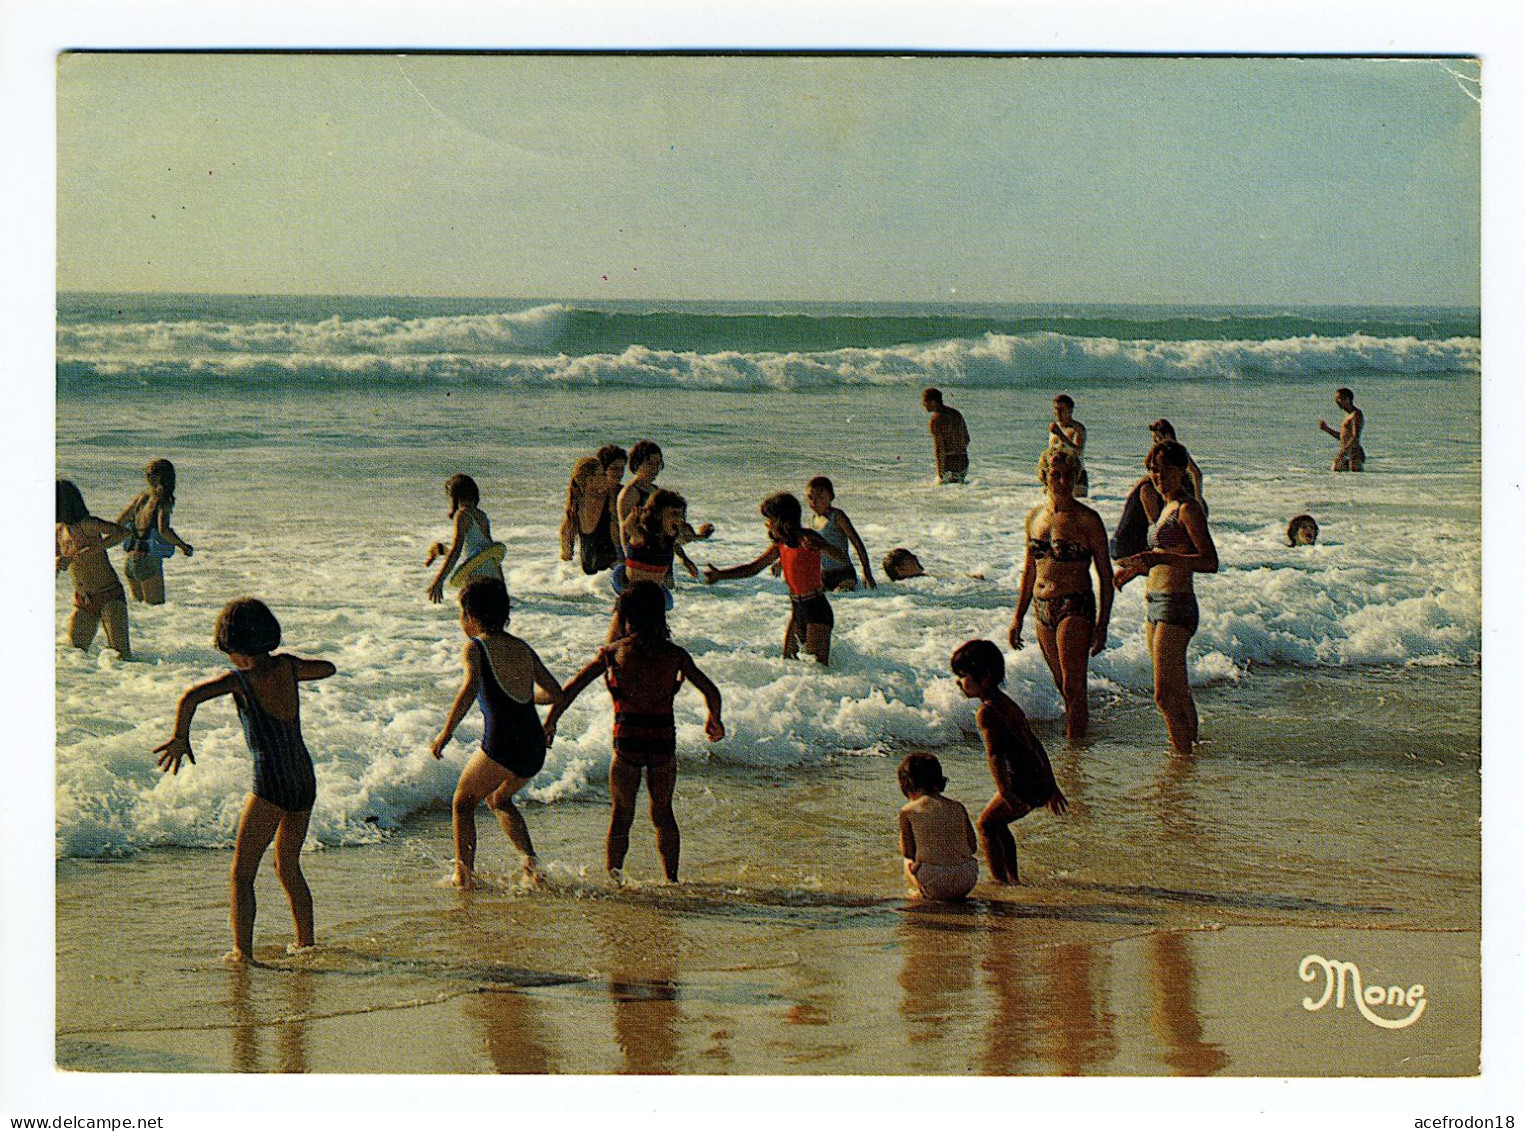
[
  {"x1": 922, "y1": 388, "x2": 970, "y2": 484},
  {"x1": 805, "y1": 476, "x2": 876, "y2": 590},
  {"x1": 1046, "y1": 394, "x2": 1088, "y2": 497},
  {"x1": 56, "y1": 479, "x2": 131, "y2": 658},
  {"x1": 897, "y1": 753, "x2": 980, "y2": 901},
  {"x1": 1287, "y1": 514, "x2": 1319, "y2": 546},
  {"x1": 1113, "y1": 441, "x2": 1219, "y2": 756},
  {"x1": 950, "y1": 639, "x2": 1067, "y2": 885},
  {"x1": 1148, "y1": 419, "x2": 1205, "y2": 507},
  {"x1": 1319, "y1": 387, "x2": 1365, "y2": 471},
  {"x1": 426, "y1": 474, "x2": 505, "y2": 605},
  {"x1": 559, "y1": 445, "x2": 626, "y2": 575},
  {"x1": 117, "y1": 458, "x2": 195, "y2": 605},
  {"x1": 545, "y1": 581, "x2": 724, "y2": 884},
  {"x1": 1010, "y1": 446, "x2": 1113, "y2": 742},
  {"x1": 882, "y1": 547, "x2": 926, "y2": 581},
  {"x1": 704, "y1": 492, "x2": 849, "y2": 666},
  {"x1": 430, "y1": 578, "x2": 564, "y2": 890},
  {"x1": 154, "y1": 598, "x2": 337, "y2": 962}
]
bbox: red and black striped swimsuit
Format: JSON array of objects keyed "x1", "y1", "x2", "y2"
[{"x1": 603, "y1": 647, "x2": 683, "y2": 768}]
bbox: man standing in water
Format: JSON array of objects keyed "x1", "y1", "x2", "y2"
[
  {"x1": 922, "y1": 387, "x2": 971, "y2": 484},
  {"x1": 1319, "y1": 387, "x2": 1366, "y2": 471},
  {"x1": 1048, "y1": 394, "x2": 1089, "y2": 496}
]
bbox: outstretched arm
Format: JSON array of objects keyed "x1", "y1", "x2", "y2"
[
  {"x1": 427, "y1": 510, "x2": 470, "y2": 603},
  {"x1": 154, "y1": 672, "x2": 239, "y2": 774},
  {"x1": 836, "y1": 511, "x2": 876, "y2": 587},
  {"x1": 541, "y1": 652, "x2": 609, "y2": 742},
  {"x1": 291, "y1": 656, "x2": 337, "y2": 682},
  {"x1": 431, "y1": 643, "x2": 481, "y2": 757},
  {"x1": 677, "y1": 648, "x2": 724, "y2": 740},
  {"x1": 704, "y1": 544, "x2": 779, "y2": 584}
]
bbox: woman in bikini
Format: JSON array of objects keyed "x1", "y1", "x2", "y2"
[
  {"x1": 431, "y1": 577, "x2": 565, "y2": 889},
  {"x1": 1114, "y1": 440, "x2": 1219, "y2": 754},
  {"x1": 545, "y1": 582, "x2": 723, "y2": 884},
  {"x1": 117, "y1": 458, "x2": 195, "y2": 605},
  {"x1": 56, "y1": 479, "x2": 131, "y2": 658},
  {"x1": 1009, "y1": 446, "x2": 1112, "y2": 741},
  {"x1": 426, "y1": 473, "x2": 504, "y2": 604}
]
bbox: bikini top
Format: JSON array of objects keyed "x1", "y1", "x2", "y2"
[
  {"x1": 1028, "y1": 537, "x2": 1092, "y2": 563},
  {"x1": 1148, "y1": 503, "x2": 1196, "y2": 552}
]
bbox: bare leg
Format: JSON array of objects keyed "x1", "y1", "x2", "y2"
[
  {"x1": 67, "y1": 604, "x2": 100, "y2": 651},
  {"x1": 646, "y1": 758, "x2": 680, "y2": 881},
  {"x1": 782, "y1": 609, "x2": 801, "y2": 659},
  {"x1": 101, "y1": 599, "x2": 131, "y2": 659},
  {"x1": 978, "y1": 796, "x2": 1027, "y2": 885},
  {"x1": 607, "y1": 756, "x2": 643, "y2": 876},
  {"x1": 804, "y1": 623, "x2": 832, "y2": 666},
  {"x1": 452, "y1": 751, "x2": 514, "y2": 888},
  {"x1": 1054, "y1": 614, "x2": 1094, "y2": 740},
  {"x1": 1150, "y1": 622, "x2": 1198, "y2": 754},
  {"x1": 486, "y1": 774, "x2": 539, "y2": 880},
  {"x1": 271, "y1": 808, "x2": 315, "y2": 949},
  {"x1": 229, "y1": 795, "x2": 284, "y2": 961}
]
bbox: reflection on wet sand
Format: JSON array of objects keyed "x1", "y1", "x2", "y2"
[
  {"x1": 602, "y1": 908, "x2": 681, "y2": 1074},
  {"x1": 979, "y1": 912, "x2": 1040, "y2": 1074},
  {"x1": 1040, "y1": 941, "x2": 1117, "y2": 1074},
  {"x1": 466, "y1": 983, "x2": 561, "y2": 1074},
  {"x1": 1147, "y1": 930, "x2": 1228, "y2": 1076},
  {"x1": 227, "y1": 963, "x2": 313, "y2": 1074},
  {"x1": 897, "y1": 903, "x2": 980, "y2": 1070}
]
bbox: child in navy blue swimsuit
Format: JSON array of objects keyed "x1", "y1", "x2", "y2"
[
  {"x1": 431, "y1": 577, "x2": 565, "y2": 890},
  {"x1": 155, "y1": 598, "x2": 336, "y2": 964}
]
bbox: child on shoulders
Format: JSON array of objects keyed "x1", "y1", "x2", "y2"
[
  {"x1": 950, "y1": 639, "x2": 1066, "y2": 885},
  {"x1": 897, "y1": 752, "x2": 979, "y2": 901}
]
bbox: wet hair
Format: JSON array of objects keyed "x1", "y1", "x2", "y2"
[
  {"x1": 634, "y1": 487, "x2": 687, "y2": 546},
  {"x1": 1149, "y1": 418, "x2": 1177, "y2": 439},
  {"x1": 1146, "y1": 439, "x2": 1191, "y2": 472},
  {"x1": 1336, "y1": 387, "x2": 1355, "y2": 402},
  {"x1": 596, "y1": 444, "x2": 628, "y2": 470},
  {"x1": 950, "y1": 638, "x2": 1004, "y2": 685},
  {"x1": 760, "y1": 492, "x2": 805, "y2": 547},
  {"x1": 922, "y1": 387, "x2": 944, "y2": 405},
  {"x1": 145, "y1": 458, "x2": 177, "y2": 502},
  {"x1": 1037, "y1": 444, "x2": 1081, "y2": 486},
  {"x1": 882, "y1": 547, "x2": 923, "y2": 580},
  {"x1": 459, "y1": 576, "x2": 511, "y2": 632},
  {"x1": 1054, "y1": 394, "x2": 1075, "y2": 410},
  {"x1": 445, "y1": 473, "x2": 481, "y2": 518},
  {"x1": 628, "y1": 439, "x2": 662, "y2": 472},
  {"x1": 615, "y1": 581, "x2": 671, "y2": 646},
  {"x1": 1286, "y1": 514, "x2": 1319, "y2": 546},
  {"x1": 214, "y1": 598, "x2": 282, "y2": 656},
  {"x1": 56, "y1": 479, "x2": 89, "y2": 525},
  {"x1": 897, "y1": 752, "x2": 947, "y2": 798},
  {"x1": 806, "y1": 475, "x2": 835, "y2": 499}
]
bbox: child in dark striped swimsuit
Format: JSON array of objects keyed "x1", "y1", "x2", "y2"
[
  {"x1": 155, "y1": 599, "x2": 336, "y2": 964},
  {"x1": 545, "y1": 582, "x2": 723, "y2": 884}
]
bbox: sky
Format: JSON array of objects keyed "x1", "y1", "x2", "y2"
[{"x1": 56, "y1": 53, "x2": 1480, "y2": 306}]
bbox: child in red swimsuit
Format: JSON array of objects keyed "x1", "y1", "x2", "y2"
[
  {"x1": 545, "y1": 582, "x2": 723, "y2": 884},
  {"x1": 702, "y1": 492, "x2": 849, "y2": 666}
]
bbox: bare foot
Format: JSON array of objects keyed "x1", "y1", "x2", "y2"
[
  {"x1": 608, "y1": 867, "x2": 628, "y2": 888},
  {"x1": 222, "y1": 949, "x2": 251, "y2": 966},
  {"x1": 521, "y1": 859, "x2": 545, "y2": 889},
  {"x1": 452, "y1": 863, "x2": 476, "y2": 890},
  {"x1": 286, "y1": 942, "x2": 318, "y2": 957}
]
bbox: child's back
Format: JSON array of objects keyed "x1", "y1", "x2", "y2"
[
  {"x1": 899, "y1": 794, "x2": 977, "y2": 867},
  {"x1": 980, "y1": 692, "x2": 1059, "y2": 810}
]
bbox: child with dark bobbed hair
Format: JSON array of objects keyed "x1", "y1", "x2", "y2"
[
  {"x1": 703, "y1": 491, "x2": 849, "y2": 665},
  {"x1": 896, "y1": 752, "x2": 979, "y2": 901},
  {"x1": 950, "y1": 639, "x2": 1066, "y2": 885},
  {"x1": 156, "y1": 598, "x2": 337, "y2": 962}
]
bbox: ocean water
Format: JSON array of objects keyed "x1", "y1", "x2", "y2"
[{"x1": 54, "y1": 295, "x2": 1481, "y2": 862}]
